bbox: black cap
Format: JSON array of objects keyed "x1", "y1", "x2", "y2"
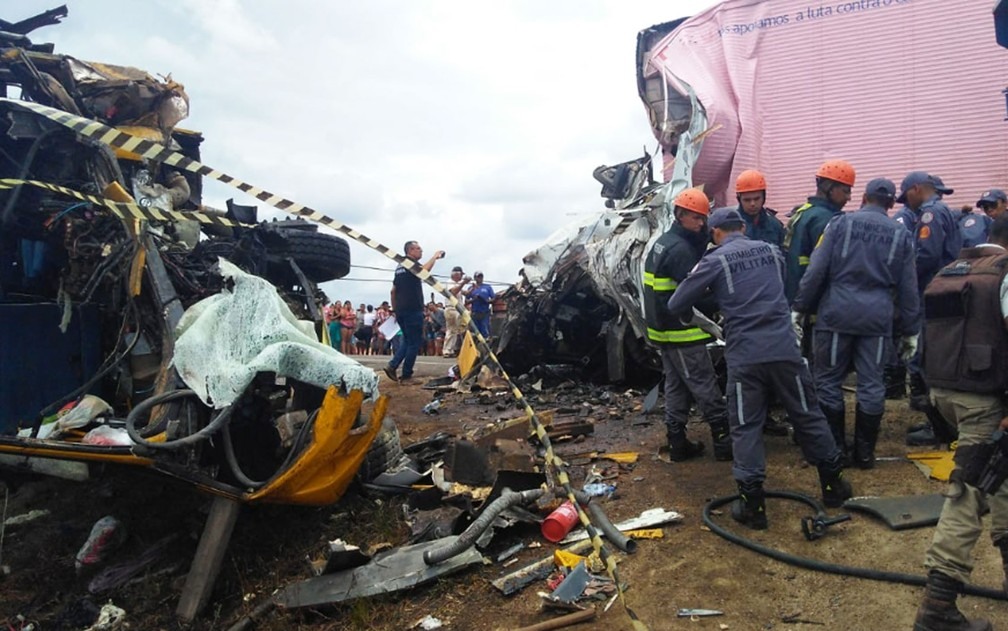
[
  {"x1": 896, "y1": 171, "x2": 932, "y2": 204},
  {"x1": 864, "y1": 177, "x2": 896, "y2": 201},
  {"x1": 708, "y1": 207, "x2": 745, "y2": 229},
  {"x1": 451, "y1": 265, "x2": 463, "y2": 273}
]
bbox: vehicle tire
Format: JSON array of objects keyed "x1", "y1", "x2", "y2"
[
  {"x1": 271, "y1": 230, "x2": 350, "y2": 283},
  {"x1": 357, "y1": 416, "x2": 406, "y2": 483}
]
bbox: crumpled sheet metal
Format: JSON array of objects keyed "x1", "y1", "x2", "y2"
[
  {"x1": 172, "y1": 259, "x2": 378, "y2": 407},
  {"x1": 521, "y1": 82, "x2": 709, "y2": 342}
]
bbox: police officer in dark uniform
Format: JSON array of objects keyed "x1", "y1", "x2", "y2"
[
  {"x1": 978, "y1": 188, "x2": 1008, "y2": 221},
  {"x1": 783, "y1": 159, "x2": 856, "y2": 302},
  {"x1": 667, "y1": 208, "x2": 851, "y2": 529},
  {"x1": 735, "y1": 169, "x2": 784, "y2": 246},
  {"x1": 958, "y1": 206, "x2": 992, "y2": 248},
  {"x1": 886, "y1": 176, "x2": 952, "y2": 399},
  {"x1": 898, "y1": 172, "x2": 964, "y2": 445},
  {"x1": 793, "y1": 178, "x2": 919, "y2": 468},
  {"x1": 911, "y1": 215, "x2": 1008, "y2": 631},
  {"x1": 643, "y1": 188, "x2": 732, "y2": 462}
]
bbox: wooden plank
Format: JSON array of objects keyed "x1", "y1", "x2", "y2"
[{"x1": 176, "y1": 496, "x2": 241, "y2": 622}]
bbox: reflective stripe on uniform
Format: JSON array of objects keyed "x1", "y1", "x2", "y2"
[
  {"x1": 735, "y1": 381, "x2": 745, "y2": 425},
  {"x1": 646, "y1": 327, "x2": 711, "y2": 343},
  {"x1": 798, "y1": 255, "x2": 811, "y2": 266},
  {"x1": 643, "y1": 272, "x2": 677, "y2": 292}
]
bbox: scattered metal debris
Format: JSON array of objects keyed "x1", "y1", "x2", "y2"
[{"x1": 273, "y1": 537, "x2": 483, "y2": 609}]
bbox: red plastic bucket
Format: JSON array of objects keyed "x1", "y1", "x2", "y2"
[{"x1": 541, "y1": 500, "x2": 580, "y2": 542}]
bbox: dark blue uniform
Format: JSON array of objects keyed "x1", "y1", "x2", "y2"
[
  {"x1": 909, "y1": 195, "x2": 963, "y2": 380},
  {"x1": 738, "y1": 206, "x2": 785, "y2": 247},
  {"x1": 915, "y1": 196, "x2": 963, "y2": 293},
  {"x1": 958, "y1": 212, "x2": 992, "y2": 248},
  {"x1": 893, "y1": 205, "x2": 917, "y2": 235},
  {"x1": 666, "y1": 232, "x2": 841, "y2": 486},
  {"x1": 793, "y1": 205, "x2": 919, "y2": 467}
]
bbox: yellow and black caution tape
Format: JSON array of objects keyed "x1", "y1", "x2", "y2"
[
  {"x1": 0, "y1": 177, "x2": 250, "y2": 228},
  {"x1": 1, "y1": 98, "x2": 649, "y2": 629}
]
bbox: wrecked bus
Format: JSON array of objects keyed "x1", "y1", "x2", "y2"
[{"x1": 0, "y1": 6, "x2": 385, "y2": 507}]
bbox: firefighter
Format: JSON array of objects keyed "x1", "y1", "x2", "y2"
[
  {"x1": 642, "y1": 188, "x2": 731, "y2": 462},
  {"x1": 783, "y1": 159, "x2": 856, "y2": 302},
  {"x1": 911, "y1": 215, "x2": 1008, "y2": 631},
  {"x1": 666, "y1": 207, "x2": 851, "y2": 529},
  {"x1": 792, "y1": 178, "x2": 919, "y2": 468},
  {"x1": 899, "y1": 172, "x2": 964, "y2": 445},
  {"x1": 735, "y1": 169, "x2": 784, "y2": 246}
]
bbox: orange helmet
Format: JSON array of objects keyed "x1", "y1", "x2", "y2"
[
  {"x1": 735, "y1": 170, "x2": 767, "y2": 193},
  {"x1": 815, "y1": 160, "x2": 856, "y2": 187},
  {"x1": 673, "y1": 188, "x2": 710, "y2": 216}
]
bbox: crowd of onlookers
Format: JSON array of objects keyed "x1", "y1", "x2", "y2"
[{"x1": 323, "y1": 299, "x2": 459, "y2": 357}]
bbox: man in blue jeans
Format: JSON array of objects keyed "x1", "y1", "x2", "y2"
[{"x1": 384, "y1": 240, "x2": 444, "y2": 383}]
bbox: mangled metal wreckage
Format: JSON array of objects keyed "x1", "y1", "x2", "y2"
[
  {"x1": 496, "y1": 81, "x2": 717, "y2": 384},
  {"x1": 0, "y1": 6, "x2": 387, "y2": 506}
]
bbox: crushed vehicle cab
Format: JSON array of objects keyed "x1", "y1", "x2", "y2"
[{"x1": 0, "y1": 6, "x2": 382, "y2": 506}]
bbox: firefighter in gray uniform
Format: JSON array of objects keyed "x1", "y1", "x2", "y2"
[
  {"x1": 666, "y1": 207, "x2": 851, "y2": 529},
  {"x1": 792, "y1": 178, "x2": 920, "y2": 468},
  {"x1": 911, "y1": 215, "x2": 1008, "y2": 631},
  {"x1": 643, "y1": 188, "x2": 732, "y2": 461}
]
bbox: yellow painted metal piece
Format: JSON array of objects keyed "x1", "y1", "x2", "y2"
[
  {"x1": 458, "y1": 330, "x2": 479, "y2": 378},
  {"x1": 908, "y1": 449, "x2": 956, "y2": 482},
  {"x1": 102, "y1": 181, "x2": 134, "y2": 203},
  {"x1": 600, "y1": 452, "x2": 639, "y2": 464},
  {"x1": 554, "y1": 549, "x2": 588, "y2": 569},
  {"x1": 625, "y1": 529, "x2": 664, "y2": 540},
  {"x1": 111, "y1": 125, "x2": 167, "y2": 161},
  {"x1": 248, "y1": 388, "x2": 386, "y2": 506}
]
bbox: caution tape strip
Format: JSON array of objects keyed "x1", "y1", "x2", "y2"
[
  {"x1": 0, "y1": 178, "x2": 251, "y2": 228},
  {"x1": 1, "y1": 98, "x2": 648, "y2": 630}
]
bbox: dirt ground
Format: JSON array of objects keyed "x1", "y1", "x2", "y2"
[{"x1": 3, "y1": 359, "x2": 1008, "y2": 631}]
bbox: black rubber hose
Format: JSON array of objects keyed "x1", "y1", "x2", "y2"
[
  {"x1": 125, "y1": 389, "x2": 234, "y2": 450},
  {"x1": 219, "y1": 408, "x2": 318, "y2": 490},
  {"x1": 572, "y1": 491, "x2": 637, "y2": 554},
  {"x1": 423, "y1": 488, "x2": 545, "y2": 565},
  {"x1": 702, "y1": 490, "x2": 1008, "y2": 601}
]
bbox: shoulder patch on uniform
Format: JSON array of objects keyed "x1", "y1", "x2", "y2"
[
  {"x1": 921, "y1": 212, "x2": 934, "y2": 224},
  {"x1": 965, "y1": 217, "x2": 976, "y2": 227},
  {"x1": 653, "y1": 242, "x2": 664, "y2": 255},
  {"x1": 919, "y1": 225, "x2": 931, "y2": 239},
  {"x1": 895, "y1": 216, "x2": 905, "y2": 224}
]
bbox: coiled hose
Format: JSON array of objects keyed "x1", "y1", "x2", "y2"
[
  {"x1": 423, "y1": 489, "x2": 635, "y2": 565},
  {"x1": 702, "y1": 490, "x2": 1008, "y2": 601},
  {"x1": 125, "y1": 389, "x2": 234, "y2": 450}
]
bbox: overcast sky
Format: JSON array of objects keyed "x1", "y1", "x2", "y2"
[{"x1": 14, "y1": 0, "x2": 718, "y2": 307}]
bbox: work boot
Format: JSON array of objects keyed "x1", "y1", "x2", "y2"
[
  {"x1": 710, "y1": 422, "x2": 733, "y2": 462},
  {"x1": 821, "y1": 406, "x2": 848, "y2": 467},
  {"x1": 909, "y1": 372, "x2": 930, "y2": 412},
  {"x1": 731, "y1": 481, "x2": 768, "y2": 530},
  {"x1": 817, "y1": 455, "x2": 853, "y2": 509},
  {"x1": 852, "y1": 406, "x2": 883, "y2": 469},
  {"x1": 913, "y1": 571, "x2": 993, "y2": 631},
  {"x1": 907, "y1": 405, "x2": 959, "y2": 447},
  {"x1": 667, "y1": 429, "x2": 705, "y2": 462},
  {"x1": 884, "y1": 365, "x2": 907, "y2": 400}
]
